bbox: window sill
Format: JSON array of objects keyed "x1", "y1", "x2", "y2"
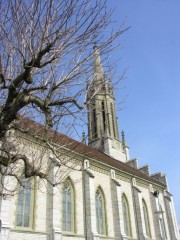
[
  {"x1": 62, "y1": 232, "x2": 84, "y2": 238},
  {"x1": 11, "y1": 228, "x2": 46, "y2": 235}
]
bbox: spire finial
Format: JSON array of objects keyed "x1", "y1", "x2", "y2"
[
  {"x1": 121, "y1": 130, "x2": 126, "y2": 147},
  {"x1": 82, "y1": 131, "x2": 86, "y2": 144},
  {"x1": 93, "y1": 42, "x2": 97, "y2": 49}
]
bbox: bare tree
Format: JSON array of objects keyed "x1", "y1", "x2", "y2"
[{"x1": 0, "y1": 0, "x2": 127, "y2": 196}]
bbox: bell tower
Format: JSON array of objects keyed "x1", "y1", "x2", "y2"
[{"x1": 87, "y1": 46, "x2": 129, "y2": 162}]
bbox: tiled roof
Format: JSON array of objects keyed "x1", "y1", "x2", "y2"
[{"x1": 17, "y1": 117, "x2": 166, "y2": 187}]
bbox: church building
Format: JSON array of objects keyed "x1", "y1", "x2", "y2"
[{"x1": 0, "y1": 46, "x2": 179, "y2": 240}]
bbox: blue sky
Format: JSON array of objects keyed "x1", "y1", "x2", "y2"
[{"x1": 107, "y1": 0, "x2": 180, "y2": 227}]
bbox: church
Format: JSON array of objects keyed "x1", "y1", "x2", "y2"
[{"x1": 0, "y1": 46, "x2": 179, "y2": 240}]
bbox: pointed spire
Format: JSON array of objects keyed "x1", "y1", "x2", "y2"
[
  {"x1": 93, "y1": 45, "x2": 104, "y2": 74},
  {"x1": 93, "y1": 45, "x2": 105, "y2": 87}
]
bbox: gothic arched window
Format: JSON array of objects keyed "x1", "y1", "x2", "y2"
[
  {"x1": 142, "y1": 199, "x2": 151, "y2": 238},
  {"x1": 96, "y1": 188, "x2": 106, "y2": 235},
  {"x1": 102, "y1": 101, "x2": 106, "y2": 131},
  {"x1": 16, "y1": 178, "x2": 34, "y2": 228},
  {"x1": 62, "y1": 179, "x2": 74, "y2": 232},
  {"x1": 110, "y1": 102, "x2": 116, "y2": 138},
  {"x1": 92, "y1": 104, "x2": 97, "y2": 138},
  {"x1": 122, "y1": 194, "x2": 131, "y2": 236}
]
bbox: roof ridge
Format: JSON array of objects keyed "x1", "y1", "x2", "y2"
[{"x1": 16, "y1": 117, "x2": 166, "y2": 188}]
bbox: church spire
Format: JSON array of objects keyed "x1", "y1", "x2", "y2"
[{"x1": 87, "y1": 46, "x2": 131, "y2": 163}]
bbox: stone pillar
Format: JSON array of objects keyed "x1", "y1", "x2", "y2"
[
  {"x1": 164, "y1": 191, "x2": 180, "y2": 240},
  {"x1": 132, "y1": 185, "x2": 148, "y2": 240},
  {"x1": 51, "y1": 228, "x2": 62, "y2": 240},
  {"x1": 149, "y1": 188, "x2": 162, "y2": 240},
  {"x1": 0, "y1": 181, "x2": 12, "y2": 240},
  {"x1": 155, "y1": 197, "x2": 167, "y2": 240},
  {"x1": 0, "y1": 221, "x2": 11, "y2": 240},
  {"x1": 83, "y1": 169, "x2": 99, "y2": 240},
  {"x1": 110, "y1": 177, "x2": 126, "y2": 240},
  {"x1": 50, "y1": 185, "x2": 62, "y2": 240},
  {"x1": 47, "y1": 161, "x2": 62, "y2": 240}
]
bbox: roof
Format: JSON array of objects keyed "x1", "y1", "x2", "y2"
[{"x1": 17, "y1": 117, "x2": 166, "y2": 188}]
